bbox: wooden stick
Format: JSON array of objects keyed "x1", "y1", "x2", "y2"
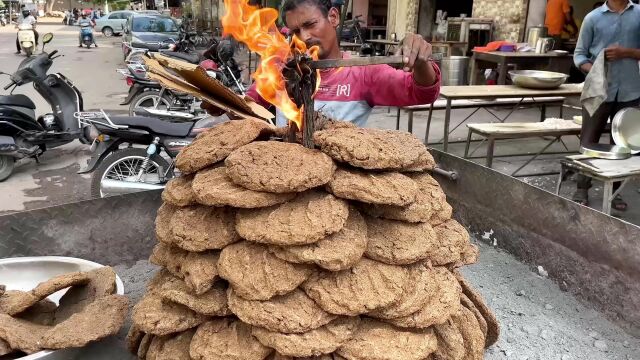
[
  {"x1": 288, "y1": 121, "x2": 298, "y2": 143},
  {"x1": 310, "y1": 56, "x2": 404, "y2": 69}
]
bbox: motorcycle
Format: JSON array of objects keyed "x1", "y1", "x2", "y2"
[
  {"x1": 17, "y1": 23, "x2": 37, "y2": 56},
  {"x1": 79, "y1": 112, "x2": 225, "y2": 198},
  {"x1": 0, "y1": 14, "x2": 7, "y2": 27},
  {"x1": 80, "y1": 22, "x2": 95, "y2": 48},
  {"x1": 0, "y1": 33, "x2": 93, "y2": 181}
]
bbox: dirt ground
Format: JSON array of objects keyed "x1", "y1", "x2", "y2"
[{"x1": 97, "y1": 238, "x2": 640, "y2": 360}]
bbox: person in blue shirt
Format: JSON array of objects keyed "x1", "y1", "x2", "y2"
[{"x1": 573, "y1": 0, "x2": 640, "y2": 210}]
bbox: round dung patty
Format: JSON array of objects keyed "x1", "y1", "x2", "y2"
[
  {"x1": 431, "y1": 219, "x2": 470, "y2": 266},
  {"x1": 368, "y1": 263, "x2": 438, "y2": 319},
  {"x1": 360, "y1": 173, "x2": 449, "y2": 224},
  {"x1": 190, "y1": 318, "x2": 273, "y2": 360},
  {"x1": 313, "y1": 127, "x2": 435, "y2": 171},
  {"x1": 175, "y1": 119, "x2": 274, "y2": 174},
  {"x1": 155, "y1": 203, "x2": 177, "y2": 245},
  {"x1": 162, "y1": 175, "x2": 197, "y2": 207},
  {"x1": 383, "y1": 267, "x2": 461, "y2": 329},
  {"x1": 336, "y1": 318, "x2": 437, "y2": 360},
  {"x1": 301, "y1": 258, "x2": 406, "y2": 316},
  {"x1": 235, "y1": 191, "x2": 349, "y2": 246},
  {"x1": 451, "y1": 306, "x2": 485, "y2": 360},
  {"x1": 193, "y1": 166, "x2": 296, "y2": 208},
  {"x1": 364, "y1": 217, "x2": 438, "y2": 265},
  {"x1": 131, "y1": 293, "x2": 206, "y2": 336},
  {"x1": 455, "y1": 272, "x2": 499, "y2": 348},
  {"x1": 270, "y1": 207, "x2": 367, "y2": 271},
  {"x1": 225, "y1": 141, "x2": 336, "y2": 193},
  {"x1": 228, "y1": 288, "x2": 336, "y2": 334},
  {"x1": 169, "y1": 205, "x2": 240, "y2": 252},
  {"x1": 252, "y1": 316, "x2": 360, "y2": 358},
  {"x1": 218, "y1": 241, "x2": 313, "y2": 301},
  {"x1": 326, "y1": 168, "x2": 418, "y2": 206},
  {"x1": 433, "y1": 318, "x2": 465, "y2": 360},
  {"x1": 160, "y1": 279, "x2": 230, "y2": 317}
]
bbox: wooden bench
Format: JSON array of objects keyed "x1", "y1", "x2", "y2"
[
  {"x1": 395, "y1": 96, "x2": 567, "y2": 142},
  {"x1": 464, "y1": 121, "x2": 582, "y2": 177}
]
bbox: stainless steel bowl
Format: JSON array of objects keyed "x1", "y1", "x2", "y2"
[
  {"x1": 612, "y1": 107, "x2": 640, "y2": 154},
  {"x1": 580, "y1": 143, "x2": 631, "y2": 160},
  {"x1": 0, "y1": 257, "x2": 125, "y2": 360},
  {"x1": 509, "y1": 70, "x2": 569, "y2": 89}
]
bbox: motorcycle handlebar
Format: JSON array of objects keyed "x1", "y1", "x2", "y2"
[
  {"x1": 48, "y1": 50, "x2": 59, "y2": 58},
  {"x1": 3, "y1": 81, "x2": 15, "y2": 90}
]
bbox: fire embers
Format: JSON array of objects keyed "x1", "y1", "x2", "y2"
[{"x1": 128, "y1": 119, "x2": 499, "y2": 359}]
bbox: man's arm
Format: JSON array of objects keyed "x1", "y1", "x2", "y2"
[
  {"x1": 574, "y1": 15, "x2": 593, "y2": 73},
  {"x1": 363, "y1": 62, "x2": 441, "y2": 107},
  {"x1": 396, "y1": 33, "x2": 438, "y2": 86},
  {"x1": 605, "y1": 47, "x2": 640, "y2": 61}
]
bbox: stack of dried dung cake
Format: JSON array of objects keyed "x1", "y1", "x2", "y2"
[{"x1": 127, "y1": 118, "x2": 500, "y2": 360}]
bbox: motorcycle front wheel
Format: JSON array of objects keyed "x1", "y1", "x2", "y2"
[
  {"x1": 0, "y1": 155, "x2": 15, "y2": 182},
  {"x1": 24, "y1": 47, "x2": 33, "y2": 57},
  {"x1": 129, "y1": 90, "x2": 173, "y2": 116},
  {"x1": 90, "y1": 148, "x2": 172, "y2": 199}
]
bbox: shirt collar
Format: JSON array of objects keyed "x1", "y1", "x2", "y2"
[{"x1": 601, "y1": 1, "x2": 634, "y2": 13}]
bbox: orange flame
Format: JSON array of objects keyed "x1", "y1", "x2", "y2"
[{"x1": 222, "y1": 0, "x2": 319, "y2": 128}]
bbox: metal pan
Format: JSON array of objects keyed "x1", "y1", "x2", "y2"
[
  {"x1": 612, "y1": 107, "x2": 640, "y2": 154},
  {"x1": 580, "y1": 143, "x2": 631, "y2": 160},
  {"x1": 0, "y1": 256, "x2": 125, "y2": 360},
  {"x1": 509, "y1": 70, "x2": 568, "y2": 89}
]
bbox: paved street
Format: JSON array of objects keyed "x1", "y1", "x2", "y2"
[{"x1": 0, "y1": 23, "x2": 129, "y2": 213}]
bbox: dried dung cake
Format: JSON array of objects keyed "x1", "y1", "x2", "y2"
[
  {"x1": 252, "y1": 316, "x2": 360, "y2": 358},
  {"x1": 313, "y1": 127, "x2": 435, "y2": 171},
  {"x1": 364, "y1": 217, "x2": 439, "y2": 265},
  {"x1": 302, "y1": 258, "x2": 407, "y2": 316},
  {"x1": 162, "y1": 175, "x2": 198, "y2": 207},
  {"x1": 236, "y1": 190, "x2": 349, "y2": 246},
  {"x1": 336, "y1": 318, "x2": 438, "y2": 360},
  {"x1": 155, "y1": 203, "x2": 178, "y2": 244},
  {"x1": 270, "y1": 207, "x2": 367, "y2": 271},
  {"x1": 132, "y1": 293, "x2": 207, "y2": 336},
  {"x1": 149, "y1": 243, "x2": 219, "y2": 295},
  {"x1": 169, "y1": 205, "x2": 240, "y2": 252},
  {"x1": 0, "y1": 313, "x2": 49, "y2": 354},
  {"x1": 193, "y1": 166, "x2": 296, "y2": 208},
  {"x1": 225, "y1": 141, "x2": 336, "y2": 193},
  {"x1": 16, "y1": 298, "x2": 57, "y2": 326},
  {"x1": 54, "y1": 266, "x2": 117, "y2": 323},
  {"x1": 175, "y1": 119, "x2": 274, "y2": 174},
  {"x1": 147, "y1": 329, "x2": 195, "y2": 360},
  {"x1": 327, "y1": 168, "x2": 418, "y2": 206},
  {"x1": 160, "y1": 279, "x2": 230, "y2": 317},
  {"x1": 190, "y1": 318, "x2": 273, "y2": 360},
  {"x1": 218, "y1": 241, "x2": 313, "y2": 300},
  {"x1": 228, "y1": 288, "x2": 336, "y2": 333}
]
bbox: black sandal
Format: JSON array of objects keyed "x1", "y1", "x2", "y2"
[
  {"x1": 572, "y1": 188, "x2": 589, "y2": 206},
  {"x1": 612, "y1": 195, "x2": 627, "y2": 211}
]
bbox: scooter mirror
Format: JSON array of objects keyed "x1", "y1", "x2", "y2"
[{"x1": 42, "y1": 33, "x2": 54, "y2": 45}]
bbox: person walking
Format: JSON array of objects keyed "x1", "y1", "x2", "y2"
[{"x1": 572, "y1": 0, "x2": 640, "y2": 210}]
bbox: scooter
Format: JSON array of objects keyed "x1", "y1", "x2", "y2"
[
  {"x1": 17, "y1": 23, "x2": 37, "y2": 56},
  {"x1": 0, "y1": 33, "x2": 92, "y2": 181},
  {"x1": 0, "y1": 14, "x2": 7, "y2": 27},
  {"x1": 80, "y1": 23, "x2": 95, "y2": 48}
]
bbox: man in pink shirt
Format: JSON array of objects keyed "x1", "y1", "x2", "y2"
[{"x1": 247, "y1": 0, "x2": 441, "y2": 127}]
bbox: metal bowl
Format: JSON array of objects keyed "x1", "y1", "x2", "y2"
[
  {"x1": 580, "y1": 143, "x2": 631, "y2": 160},
  {"x1": 612, "y1": 107, "x2": 640, "y2": 154},
  {"x1": 509, "y1": 70, "x2": 569, "y2": 89},
  {"x1": 0, "y1": 257, "x2": 125, "y2": 360}
]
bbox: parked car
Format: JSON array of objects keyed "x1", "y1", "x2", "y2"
[
  {"x1": 121, "y1": 13, "x2": 180, "y2": 59},
  {"x1": 94, "y1": 10, "x2": 134, "y2": 37}
]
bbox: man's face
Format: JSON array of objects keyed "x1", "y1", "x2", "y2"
[{"x1": 284, "y1": 2, "x2": 340, "y2": 59}]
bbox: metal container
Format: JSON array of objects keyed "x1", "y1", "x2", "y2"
[
  {"x1": 612, "y1": 107, "x2": 640, "y2": 154},
  {"x1": 535, "y1": 37, "x2": 556, "y2": 53},
  {"x1": 509, "y1": 70, "x2": 568, "y2": 89},
  {"x1": 441, "y1": 56, "x2": 469, "y2": 86},
  {"x1": 526, "y1": 25, "x2": 548, "y2": 48},
  {"x1": 0, "y1": 256, "x2": 125, "y2": 360},
  {"x1": 580, "y1": 143, "x2": 632, "y2": 160}
]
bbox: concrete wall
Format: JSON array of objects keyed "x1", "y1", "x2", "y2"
[
  {"x1": 473, "y1": 0, "x2": 528, "y2": 42},
  {"x1": 417, "y1": 0, "x2": 436, "y2": 39},
  {"x1": 352, "y1": 0, "x2": 369, "y2": 25},
  {"x1": 386, "y1": 0, "x2": 419, "y2": 38}
]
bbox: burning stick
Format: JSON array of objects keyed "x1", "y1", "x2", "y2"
[{"x1": 283, "y1": 49, "x2": 317, "y2": 148}]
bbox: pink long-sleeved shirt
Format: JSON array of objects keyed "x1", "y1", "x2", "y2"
[{"x1": 247, "y1": 58, "x2": 441, "y2": 127}]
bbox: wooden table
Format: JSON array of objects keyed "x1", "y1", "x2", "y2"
[
  {"x1": 340, "y1": 42, "x2": 363, "y2": 50},
  {"x1": 465, "y1": 122, "x2": 581, "y2": 176},
  {"x1": 470, "y1": 51, "x2": 573, "y2": 85},
  {"x1": 437, "y1": 84, "x2": 583, "y2": 151},
  {"x1": 431, "y1": 41, "x2": 468, "y2": 57},
  {"x1": 558, "y1": 155, "x2": 640, "y2": 215},
  {"x1": 366, "y1": 39, "x2": 400, "y2": 55}
]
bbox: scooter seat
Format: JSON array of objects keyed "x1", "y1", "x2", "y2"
[
  {"x1": 0, "y1": 95, "x2": 36, "y2": 109},
  {"x1": 159, "y1": 51, "x2": 201, "y2": 64},
  {"x1": 110, "y1": 116, "x2": 195, "y2": 137}
]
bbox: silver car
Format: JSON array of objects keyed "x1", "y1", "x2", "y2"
[{"x1": 94, "y1": 10, "x2": 134, "y2": 37}]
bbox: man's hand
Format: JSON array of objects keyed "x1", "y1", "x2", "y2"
[
  {"x1": 580, "y1": 62, "x2": 593, "y2": 73},
  {"x1": 395, "y1": 33, "x2": 437, "y2": 86},
  {"x1": 605, "y1": 46, "x2": 629, "y2": 61}
]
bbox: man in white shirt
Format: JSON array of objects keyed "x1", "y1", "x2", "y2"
[{"x1": 15, "y1": 9, "x2": 38, "y2": 54}]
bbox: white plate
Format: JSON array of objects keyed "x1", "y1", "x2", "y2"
[{"x1": 0, "y1": 256, "x2": 125, "y2": 360}]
